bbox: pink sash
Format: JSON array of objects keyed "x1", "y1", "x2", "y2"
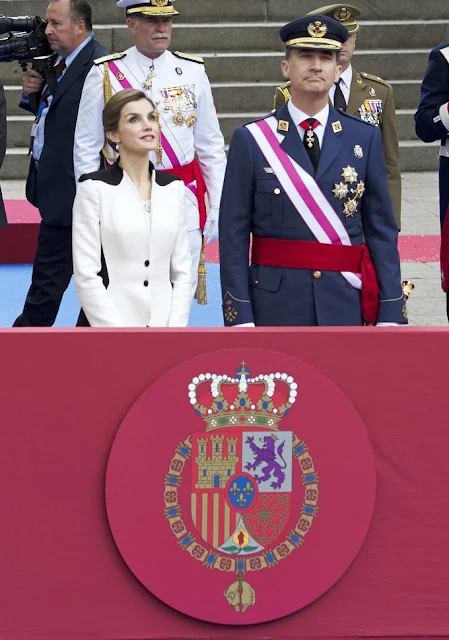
[{"x1": 246, "y1": 116, "x2": 362, "y2": 290}]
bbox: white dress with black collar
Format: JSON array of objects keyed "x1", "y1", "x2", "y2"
[{"x1": 72, "y1": 163, "x2": 192, "y2": 327}]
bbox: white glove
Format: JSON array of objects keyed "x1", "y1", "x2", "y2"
[
  {"x1": 376, "y1": 322, "x2": 403, "y2": 327},
  {"x1": 233, "y1": 323, "x2": 255, "y2": 327},
  {"x1": 203, "y1": 208, "x2": 219, "y2": 243}
]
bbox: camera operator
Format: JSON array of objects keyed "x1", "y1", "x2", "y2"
[
  {"x1": 12, "y1": 0, "x2": 107, "y2": 327},
  {"x1": 0, "y1": 80, "x2": 6, "y2": 230}
]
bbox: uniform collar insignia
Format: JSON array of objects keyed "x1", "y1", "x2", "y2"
[{"x1": 332, "y1": 120, "x2": 343, "y2": 133}]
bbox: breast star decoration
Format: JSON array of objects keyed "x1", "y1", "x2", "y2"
[
  {"x1": 333, "y1": 182, "x2": 349, "y2": 200},
  {"x1": 344, "y1": 199, "x2": 358, "y2": 217},
  {"x1": 341, "y1": 166, "x2": 358, "y2": 183},
  {"x1": 335, "y1": 168, "x2": 366, "y2": 217}
]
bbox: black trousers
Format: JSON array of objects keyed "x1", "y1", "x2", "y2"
[{"x1": 13, "y1": 222, "x2": 73, "y2": 327}]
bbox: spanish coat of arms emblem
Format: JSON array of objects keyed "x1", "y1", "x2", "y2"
[
  {"x1": 164, "y1": 362, "x2": 319, "y2": 612},
  {"x1": 105, "y1": 349, "x2": 377, "y2": 625}
]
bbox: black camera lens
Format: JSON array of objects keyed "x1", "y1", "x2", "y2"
[
  {"x1": 0, "y1": 16, "x2": 39, "y2": 34},
  {"x1": 0, "y1": 34, "x2": 31, "y2": 60}
]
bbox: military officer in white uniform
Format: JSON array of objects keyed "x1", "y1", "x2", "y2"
[{"x1": 73, "y1": 0, "x2": 227, "y2": 299}]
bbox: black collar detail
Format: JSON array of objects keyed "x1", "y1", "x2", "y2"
[{"x1": 78, "y1": 160, "x2": 182, "y2": 187}]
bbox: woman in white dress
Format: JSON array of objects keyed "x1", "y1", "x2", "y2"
[{"x1": 72, "y1": 89, "x2": 192, "y2": 327}]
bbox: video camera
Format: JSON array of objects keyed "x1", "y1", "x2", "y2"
[{"x1": 0, "y1": 15, "x2": 52, "y2": 68}]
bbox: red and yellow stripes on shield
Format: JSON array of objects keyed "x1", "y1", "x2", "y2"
[{"x1": 191, "y1": 492, "x2": 240, "y2": 549}]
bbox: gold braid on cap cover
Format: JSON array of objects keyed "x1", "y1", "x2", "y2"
[
  {"x1": 285, "y1": 37, "x2": 342, "y2": 49},
  {"x1": 126, "y1": 0, "x2": 179, "y2": 16}
]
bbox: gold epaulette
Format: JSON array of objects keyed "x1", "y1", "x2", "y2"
[
  {"x1": 279, "y1": 83, "x2": 291, "y2": 100},
  {"x1": 360, "y1": 71, "x2": 390, "y2": 87},
  {"x1": 273, "y1": 82, "x2": 291, "y2": 110},
  {"x1": 94, "y1": 52, "x2": 127, "y2": 65},
  {"x1": 173, "y1": 51, "x2": 205, "y2": 64}
]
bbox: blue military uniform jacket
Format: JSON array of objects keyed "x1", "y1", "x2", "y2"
[
  {"x1": 219, "y1": 103, "x2": 406, "y2": 326},
  {"x1": 415, "y1": 42, "x2": 449, "y2": 225}
]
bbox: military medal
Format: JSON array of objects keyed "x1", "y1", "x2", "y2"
[
  {"x1": 341, "y1": 166, "x2": 358, "y2": 183},
  {"x1": 142, "y1": 63, "x2": 156, "y2": 90},
  {"x1": 333, "y1": 182, "x2": 349, "y2": 200},
  {"x1": 173, "y1": 112, "x2": 185, "y2": 126},
  {"x1": 305, "y1": 130, "x2": 315, "y2": 149},
  {"x1": 116, "y1": 71, "x2": 125, "y2": 81},
  {"x1": 175, "y1": 67, "x2": 182, "y2": 75},
  {"x1": 359, "y1": 100, "x2": 382, "y2": 126},
  {"x1": 186, "y1": 113, "x2": 197, "y2": 127},
  {"x1": 352, "y1": 181, "x2": 365, "y2": 199},
  {"x1": 278, "y1": 120, "x2": 289, "y2": 132},
  {"x1": 344, "y1": 198, "x2": 358, "y2": 217},
  {"x1": 161, "y1": 84, "x2": 198, "y2": 125},
  {"x1": 354, "y1": 144, "x2": 363, "y2": 158},
  {"x1": 369, "y1": 87, "x2": 376, "y2": 96}
]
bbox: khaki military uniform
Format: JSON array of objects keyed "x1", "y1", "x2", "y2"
[{"x1": 273, "y1": 70, "x2": 402, "y2": 228}]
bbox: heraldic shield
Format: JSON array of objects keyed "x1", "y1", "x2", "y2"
[
  {"x1": 190, "y1": 430, "x2": 293, "y2": 552},
  {"x1": 105, "y1": 348, "x2": 377, "y2": 626}
]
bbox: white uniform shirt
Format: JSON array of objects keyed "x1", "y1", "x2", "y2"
[
  {"x1": 287, "y1": 101, "x2": 329, "y2": 147},
  {"x1": 74, "y1": 47, "x2": 227, "y2": 232},
  {"x1": 329, "y1": 64, "x2": 352, "y2": 107}
]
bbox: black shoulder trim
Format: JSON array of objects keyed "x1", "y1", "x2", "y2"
[
  {"x1": 79, "y1": 164, "x2": 123, "y2": 186},
  {"x1": 155, "y1": 171, "x2": 182, "y2": 186}
]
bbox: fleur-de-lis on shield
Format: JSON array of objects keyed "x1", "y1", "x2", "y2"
[
  {"x1": 236, "y1": 492, "x2": 246, "y2": 507},
  {"x1": 230, "y1": 482, "x2": 239, "y2": 496},
  {"x1": 244, "y1": 481, "x2": 254, "y2": 496}
]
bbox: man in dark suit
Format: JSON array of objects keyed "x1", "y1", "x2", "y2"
[
  {"x1": 415, "y1": 42, "x2": 449, "y2": 319},
  {"x1": 0, "y1": 80, "x2": 7, "y2": 231},
  {"x1": 219, "y1": 15, "x2": 406, "y2": 327},
  {"x1": 13, "y1": 0, "x2": 107, "y2": 326}
]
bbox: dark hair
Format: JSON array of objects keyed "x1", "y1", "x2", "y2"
[
  {"x1": 103, "y1": 89, "x2": 157, "y2": 142},
  {"x1": 69, "y1": 0, "x2": 93, "y2": 31}
]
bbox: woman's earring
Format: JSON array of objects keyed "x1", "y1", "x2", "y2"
[
  {"x1": 156, "y1": 140, "x2": 163, "y2": 165},
  {"x1": 154, "y1": 111, "x2": 163, "y2": 165},
  {"x1": 116, "y1": 142, "x2": 120, "y2": 154}
]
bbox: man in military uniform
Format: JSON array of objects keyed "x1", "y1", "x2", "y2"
[
  {"x1": 273, "y1": 4, "x2": 402, "y2": 229},
  {"x1": 415, "y1": 41, "x2": 449, "y2": 319},
  {"x1": 219, "y1": 15, "x2": 406, "y2": 328},
  {"x1": 74, "y1": 0, "x2": 226, "y2": 300}
]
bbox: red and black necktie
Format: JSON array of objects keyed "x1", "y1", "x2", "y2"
[
  {"x1": 54, "y1": 57, "x2": 66, "y2": 79},
  {"x1": 299, "y1": 118, "x2": 320, "y2": 171}
]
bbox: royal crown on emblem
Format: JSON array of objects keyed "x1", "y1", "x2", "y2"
[{"x1": 188, "y1": 362, "x2": 297, "y2": 431}]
